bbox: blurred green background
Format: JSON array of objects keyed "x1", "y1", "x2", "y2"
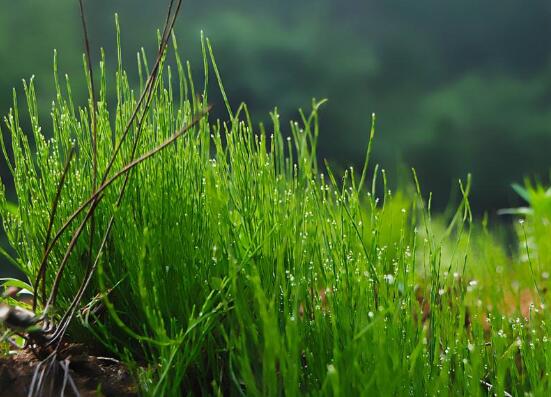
[{"x1": 1, "y1": 0, "x2": 551, "y2": 269}]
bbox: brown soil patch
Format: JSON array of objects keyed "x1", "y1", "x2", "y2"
[{"x1": 0, "y1": 348, "x2": 137, "y2": 397}]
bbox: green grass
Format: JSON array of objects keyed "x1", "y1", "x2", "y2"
[{"x1": 1, "y1": 23, "x2": 551, "y2": 396}]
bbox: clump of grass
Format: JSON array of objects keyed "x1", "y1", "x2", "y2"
[{"x1": 1, "y1": 14, "x2": 551, "y2": 397}]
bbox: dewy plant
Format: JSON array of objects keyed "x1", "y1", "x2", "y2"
[{"x1": 1, "y1": 1, "x2": 551, "y2": 396}]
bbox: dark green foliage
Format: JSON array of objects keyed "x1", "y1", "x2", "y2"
[{"x1": 1, "y1": 0, "x2": 551, "y2": 212}]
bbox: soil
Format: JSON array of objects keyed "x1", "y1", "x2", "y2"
[{"x1": 0, "y1": 346, "x2": 137, "y2": 397}]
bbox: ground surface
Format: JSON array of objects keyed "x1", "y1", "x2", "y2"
[{"x1": 0, "y1": 347, "x2": 136, "y2": 397}]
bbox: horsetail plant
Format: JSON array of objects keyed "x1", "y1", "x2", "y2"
[{"x1": 1, "y1": 2, "x2": 551, "y2": 396}]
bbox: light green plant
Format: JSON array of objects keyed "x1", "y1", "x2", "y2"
[{"x1": 0, "y1": 17, "x2": 551, "y2": 397}]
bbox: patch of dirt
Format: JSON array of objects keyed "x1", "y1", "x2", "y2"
[{"x1": 0, "y1": 348, "x2": 137, "y2": 397}]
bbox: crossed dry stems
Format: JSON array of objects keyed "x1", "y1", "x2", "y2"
[{"x1": 2, "y1": 0, "x2": 210, "y2": 356}]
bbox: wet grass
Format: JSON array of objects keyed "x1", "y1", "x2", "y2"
[{"x1": 2, "y1": 20, "x2": 551, "y2": 396}]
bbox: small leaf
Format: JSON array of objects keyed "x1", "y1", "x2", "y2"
[
  {"x1": 0, "y1": 278, "x2": 33, "y2": 293},
  {"x1": 497, "y1": 207, "x2": 533, "y2": 216},
  {"x1": 511, "y1": 183, "x2": 531, "y2": 204}
]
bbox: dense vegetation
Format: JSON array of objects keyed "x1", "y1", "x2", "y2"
[{"x1": 1, "y1": 16, "x2": 551, "y2": 394}]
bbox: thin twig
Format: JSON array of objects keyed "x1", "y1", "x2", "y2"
[
  {"x1": 44, "y1": 198, "x2": 102, "y2": 313},
  {"x1": 78, "y1": 0, "x2": 99, "y2": 322},
  {"x1": 32, "y1": 147, "x2": 75, "y2": 311},
  {"x1": 78, "y1": 0, "x2": 98, "y2": 184},
  {"x1": 45, "y1": 105, "x2": 210, "y2": 311},
  {"x1": 29, "y1": 352, "x2": 55, "y2": 397},
  {"x1": 98, "y1": 0, "x2": 180, "y2": 186},
  {"x1": 48, "y1": 103, "x2": 211, "y2": 346},
  {"x1": 47, "y1": 216, "x2": 113, "y2": 346},
  {"x1": 35, "y1": 0, "x2": 182, "y2": 310}
]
